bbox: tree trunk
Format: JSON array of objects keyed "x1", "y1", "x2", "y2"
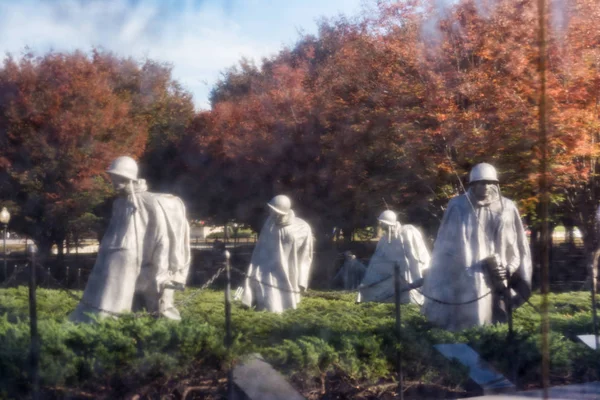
[
  {"x1": 529, "y1": 225, "x2": 541, "y2": 290},
  {"x1": 35, "y1": 237, "x2": 54, "y2": 264},
  {"x1": 578, "y1": 217, "x2": 599, "y2": 290},
  {"x1": 56, "y1": 240, "x2": 64, "y2": 263}
]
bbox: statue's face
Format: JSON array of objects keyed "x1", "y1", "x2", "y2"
[
  {"x1": 110, "y1": 174, "x2": 130, "y2": 193},
  {"x1": 380, "y1": 222, "x2": 394, "y2": 233},
  {"x1": 269, "y1": 209, "x2": 288, "y2": 225},
  {"x1": 472, "y1": 181, "x2": 495, "y2": 201}
]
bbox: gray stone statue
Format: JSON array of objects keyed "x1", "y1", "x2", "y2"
[
  {"x1": 69, "y1": 156, "x2": 191, "y2": 322},
  {"x1": 332, "y1": 251, "x2": 366, "y2": 290},
  {"x1": 358, "y1": 210, "x2": 430, "y2": 304},
  {"x1": 421, "y1": 163, "x2": 532, "y2": 331},
  {"x1": 240, "y1": 195, "x2": 314, "y2": 313}
]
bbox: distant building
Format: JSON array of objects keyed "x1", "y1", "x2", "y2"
[{"x1": 190, "y1": 224, "x2": 224, "y2": 239}]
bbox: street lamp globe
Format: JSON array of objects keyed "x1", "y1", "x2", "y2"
[
  {"x1": 1, "y1": 207, "x2": 9, "y2": 279},
  {"x1": 27, "y1": 243, "x2": 38, "y2": 254},
  {"x1": 0, "y1": 207, "x2": 10, "y2": 225}
]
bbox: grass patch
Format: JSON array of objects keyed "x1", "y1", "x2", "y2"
[{"x1": 0, "y1": 288, "x2": 599, "y2": 398}]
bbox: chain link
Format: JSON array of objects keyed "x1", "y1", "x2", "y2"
[
  {"x1": 5, "y1": 258, "x2": 494, "y2": 311},
  {"x1": 0, "y1": 264, "x2": 27, "y2": 289},
  {"x1": 230, "y1": 266, "x2": 304, "y2": 294},
  {"x1": 332, "y1": 268, "x2": 494, "y2": 305},
  {"x1": 36, "y1": 261, "x2": 226, "y2": 318},
  {"x1": 231, "y1": 266, "x2": 411, "y2": 298},
  {"x1": 332, "y1": 275, "x2": 404, "y2": 294},
  {"x1": 231, "y1": 264, "x2": 493, "y2": 305},
  {"x1": 417, "y1": 288, "x2": 493, "y2": 305},
  {"x1": 174, "y1": 266, "x2": 225, "y2": 309}
]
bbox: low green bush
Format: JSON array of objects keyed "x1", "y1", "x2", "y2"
[
  {"x1": 206, "y1": 229, "x2": 254, "y2": 239},
  {"x1": 0, "y1": 287, "x2": 598, "y2": 398}
]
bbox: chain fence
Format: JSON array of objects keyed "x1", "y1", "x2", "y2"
[
  {"x1": 33, "y1": 260, "x2": 226, "y2": 319},
  {"x1": 1, "y1": 255, "x2": 536, "y2": 313},
  {"x1": 229, "y1": 263, "x2": 497, "y2": 306},
  {"x1": 0, "y1": 264, "x2": 27, "y2": 290}
]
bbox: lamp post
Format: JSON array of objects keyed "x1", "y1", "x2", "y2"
[
  {"x1": 232, "y1": 223, "x2": 239, "y2": 246},
  {"x1": 27, "y1": 243, "x2": 40, "y2": 399},
  {"x1": 0, "y1": 207, "x2": 10, "y2": 280}
]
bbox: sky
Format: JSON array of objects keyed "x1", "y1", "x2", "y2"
[{"x1": 0, "y1": 0, "x2": 365, "y2": 109}]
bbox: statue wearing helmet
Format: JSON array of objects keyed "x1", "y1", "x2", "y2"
[
  {"x1": 332, "y1": 251, "x2": 366, "y2": 290},
  {"x1": 469, "y1": 162, "x2": 499, "y2": 183},
  {"x1": 70, "y1": 156, "x2": 191, "y2": 323},
  {"x1": 267, "y1": 194, "x2": 292, "y2": 215},
  {"x1": 107, "y1": 156, "x2": 139, "y2": 181},
  {"x1": 357, "y1": 210, "x2": 430, "y2": 305},
  {"x1": 240, "y1": 195, "x2": 314, "y2": 313},
  {"x1": 421, "y1": 163, "x2": 532, "y2": 331}
]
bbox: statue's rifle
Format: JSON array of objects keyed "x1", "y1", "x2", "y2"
[{"x1": 128, "y1": 180, "x2": 144, "y2": 287}]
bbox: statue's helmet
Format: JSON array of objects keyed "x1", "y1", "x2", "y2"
[
  {"x1": 267, "y1": 195, "x2": 292, "y2": 215},
  {"x1": 107, "y1": 156, "x2": 138, "y2": 181},
  {"x1": 377, "y1": 210, "x2": 397, "y2": 226},
  {"x1": 469, "y1": 163, "x2": 498, "y2": 184}
]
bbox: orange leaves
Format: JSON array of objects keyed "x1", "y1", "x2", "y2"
[
  {"x1": 0, "y1": 50, "x2": 195, "y2": 250},
  {"x1": 178, "y1": 0, "x2": 600, "y2": 234}
]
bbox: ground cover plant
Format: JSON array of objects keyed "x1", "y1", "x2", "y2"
[{"x1": 0, "y1": 287, "x2": 599, "y2": 399}]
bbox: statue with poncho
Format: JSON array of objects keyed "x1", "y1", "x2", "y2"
[
  {"x1": 240, "y1": 195, "x2": 314, "y2": 313},
  {"x1": 70, "y1": 156, "x2": 191, "y2": 322},
  {"x1": 332, "y1": 251, "x2": 366, "y2": 290},
  {"x1": 357, "y1": 210, "x2": 430, "y2": 304},
  {"x1": 421, "y1": 163, "x2": 532, "y2": 331}
]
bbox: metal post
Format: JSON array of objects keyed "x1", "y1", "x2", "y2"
[
  {"x1": 590, "y1": 256, "x2": 599, "y2": 351},
  {"x1": 593, "y1": 289, "x2": 599, "y2": 351},
  {"x1": 3, "y1": 225, "x2": 7, "y2": 280},
  {"x1": 65, "y1": 266, "x2": 70, "y2": 287},
  {"x1": 393, "y1": 262, "x2": 404, "y2": 400},
  {"x1": 224, "y1": 250, "x2": 233, "y2": 399},
  {"x1": 505, "y1": 266, "x2": 516, "y2": 385},
  {"x1": 537, "y1": 0, "x2": 550, "y2": 396},
  {"x1": 77, "y1": 268, "x2": 81, "y2": 289},
  {"x1": 28, "y1": 245, "x2": 40, "y2": 399},
  {"x1": 233, "y1": 223, "x2": 239, "y2": 247}
]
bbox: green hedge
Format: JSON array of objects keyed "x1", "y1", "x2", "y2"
[
  {"x1": 0, "y1": 288, "x2": 599, "y2": 398},
  {"x1": 206, "y1": 229, "x2": 254, "y2": 239}
]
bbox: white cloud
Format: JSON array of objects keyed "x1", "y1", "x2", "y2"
[
  {"x1": 0, "y1": 0, "x2": 279, "y2": 109},
  {"x1": 0, "y1": 0, "x2": 364, "y2": 109}
]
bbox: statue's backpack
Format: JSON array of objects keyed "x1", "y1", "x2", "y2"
[{"x1": 154, "y1": 193, "x2": 192, "y2": 286}]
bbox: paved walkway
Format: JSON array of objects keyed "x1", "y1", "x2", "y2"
[{"x1": 466, "y1": 381, "x2": 600, "y2": 399}]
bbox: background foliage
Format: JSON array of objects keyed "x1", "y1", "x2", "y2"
[{"x1": 1, "y1": 0, "x2": 599, "y2": 258}]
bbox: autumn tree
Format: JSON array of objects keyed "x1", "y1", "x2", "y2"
[
  {"x1": 182, "y1": 0, "x2": 600, "y2": 270},
  {"x1": 0, "y1": 51, "x2": 148, "y2": 257},
  {"x1": 402, "y1": 0, "x2": 600, "y2": 252},
  {"x1": 183, "y1": 14, "x2": 445, "y2": 239},
  {"x1": 89, "y1": 53, "x2": 196, "y2": 194}
]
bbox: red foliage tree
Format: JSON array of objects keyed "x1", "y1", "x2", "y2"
[
  {"x1": 185, "y1": 0, "x2": 600, "y2": 259},
  {"x1": 0, "y1": 51, "x2": 148, "y2": 256}
]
